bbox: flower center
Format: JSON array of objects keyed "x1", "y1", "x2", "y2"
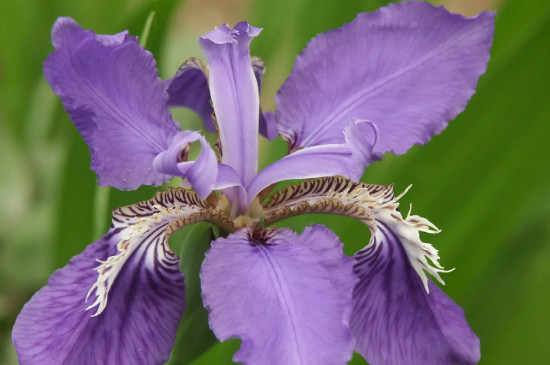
[{"x1": 231, "y1": 197, "x2": 263, "y2": 229}]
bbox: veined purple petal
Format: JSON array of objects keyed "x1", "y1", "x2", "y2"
[
  {"x1": 214, "y1": 164, "x2": 248, "y2": 214},
  {"x1": 45, "y1": 17, "x2": 181, "y2": 190},
  {"x1": 259, "y1": 177, "x2": 477, "y2": 364},
  {"x1": 12, "y1": 188, "x2": 227, "y2": 365},
  {"x1": 214, "y1": 163, "x2": 244, "y2": 190},
  {"x1": 164, "y1": 58, "x2": 216, "y2": 132},
  {"x1": 276, "y1": 2, "x2": 495, "y2": 166},
  {"x1": 199, "y1": 22, "x2": 262, "y2": 187},
  {"x1": 247, "y1": 120, "x2": 377, "y2": 203},
  {"x1": 153, "y1": 130, "x2": 218, "y2": 199},
  {"x1": 344, "y1": 119, "x2": 379, "y2": 176},
  {"x1": 259, "y1": 110, "x2": 278, "y2": 141},
  {"x1": 351, "y1": 207, "x2": 480, "y2": 365},
  {"x1": 164, "y1": 56, "x2": 276, "y2": 140},
  {"x1": 247, "y1": 144, "x2": 356, "y2": 203},
  {"x1": 201, "y1": 225, "x2": 356, "y2": 365},
  {"x1": 12, "y1": 228, "x2": 185, "y2": 365}
]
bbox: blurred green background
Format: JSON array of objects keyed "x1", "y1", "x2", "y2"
[{"x1": 1, "y1": 0, "x2": 549, "y2": 364}]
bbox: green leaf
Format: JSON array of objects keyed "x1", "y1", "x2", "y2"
[
  {"x1": 167, "y1": 223, "x2": 218, "y2": 364},
  {"x1": 52, "y1": 123, "x2": 98, "y2": 267},
  {"x1": 124, "y1": 0, "x2": 182, "y2": 56},
  {"x1": 187, "y1": 339, "x2": 240, "y2": 365},
  {"x1": 139, "y1": 11, "x2": 156, "y2": 48},
  {"x1": 92, "y1": 186, "x2": 111, "y2": 239}
]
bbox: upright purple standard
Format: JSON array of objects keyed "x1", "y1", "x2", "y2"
[{"x1": 13, "y1": 2, "x2": 495, "y2": 364}]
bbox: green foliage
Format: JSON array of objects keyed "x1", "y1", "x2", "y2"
[{"x1": 167, "y1": 223, "x2": 218, "y2": 364}]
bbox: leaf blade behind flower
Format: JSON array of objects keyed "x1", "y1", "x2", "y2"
[{"x1": 167, "y1": 223, "x2": 218, "y2": 364}]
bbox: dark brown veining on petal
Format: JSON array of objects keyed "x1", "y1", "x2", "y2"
[
  {"x1": 113, "y1": 187, "x2": 234, "y2": 234},
  {"x1": 247, "y1": 226, "x2": 278, "y2": 245},
  {"x1": 261, "y1": 177, "x2": 395, "y2": 230}
]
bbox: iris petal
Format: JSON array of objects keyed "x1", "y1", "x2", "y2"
[
  {"x1": 164, "y1": 58, "x2": 216, "y2": 132},
  {"x1": 12, "y1": 229, "x2": 185, "y2": 365},
  {"x1": 275, "y1": 2, "x2": 494, "y2": 168},
  {"x1": 199, "y1": 22, "x2": 262, "y2": 186},
  {"x1": 164, "y1": 56, "x2": 276, "y2": 140},
  {"x1": 45, "y1": 17, "x2": 181, "y2": 190},
  {"x1": 153, "y1": 130, "x2": 218, "y2": 199},
  {"x1": 201, "y1": 225, "x2": 356, "y2": 365},
  {"x1": 12, "y1": 188, "x2": 234, "y2": 365},
  {"x1": 260, "y1": 177, "x2": 480, "y2": 364},
  {"x1": 351, "y1": 201, "x2": 480, "y2": 365},
  {"x1": 247, "y1": 121, "x2": 377, "y2": 203},
  {"x1": 247, "y1": 143, "x2": 359, "y2": 204}
]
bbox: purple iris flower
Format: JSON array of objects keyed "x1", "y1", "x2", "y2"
[{"x1": 12, "y1": 2, "x2": 495, "y2": 365}]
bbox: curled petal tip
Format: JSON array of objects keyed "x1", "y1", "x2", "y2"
[
  {"x1": 200, "y1": 24, "x2": 239, "y2": 45},
  {"x1": 234, "y1": 21, "x2": 263, "y2": 37},
  {"x1": 153, "y1": 130, "x2": 219, "y2": 199},
  {"x1": 200, "y1": 22, "x2": 262, "y2": 46},
  {"x1": 51, "y1": 17, "x2": 84, "y2": 48}
]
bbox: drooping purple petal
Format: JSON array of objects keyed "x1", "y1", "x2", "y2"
[
  {"x1": 163, "y1": 58, "x2": 216, "y2": 132},
  {"x1": 201, "y1": 225, "x2": 356, "y2": 365},
  {"x1": 12, "y1": 188, "x2": 226, "y2": 364},
  {"x1": 153, "y1": 130, "x2": 218, "y2": 198},
  {"x1": 45, "y1": 17, "x2": 181, "y2": 190},
  {"x1": 351, "y1": 207, "x2": 480, "y2": 365},
  {"x1": 13, "y1": 228, "x2": 185, "y2": 365},
  {"x1": 199, "y1": 22, "x2": 262, "y2": 187},
  {"x1": 276, "y1": 2, "x2": 495, "y2": 165}
]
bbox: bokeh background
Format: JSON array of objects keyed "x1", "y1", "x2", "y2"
[{"x1": 1, "y1": 0, "x2": 549, "y2": 364}]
